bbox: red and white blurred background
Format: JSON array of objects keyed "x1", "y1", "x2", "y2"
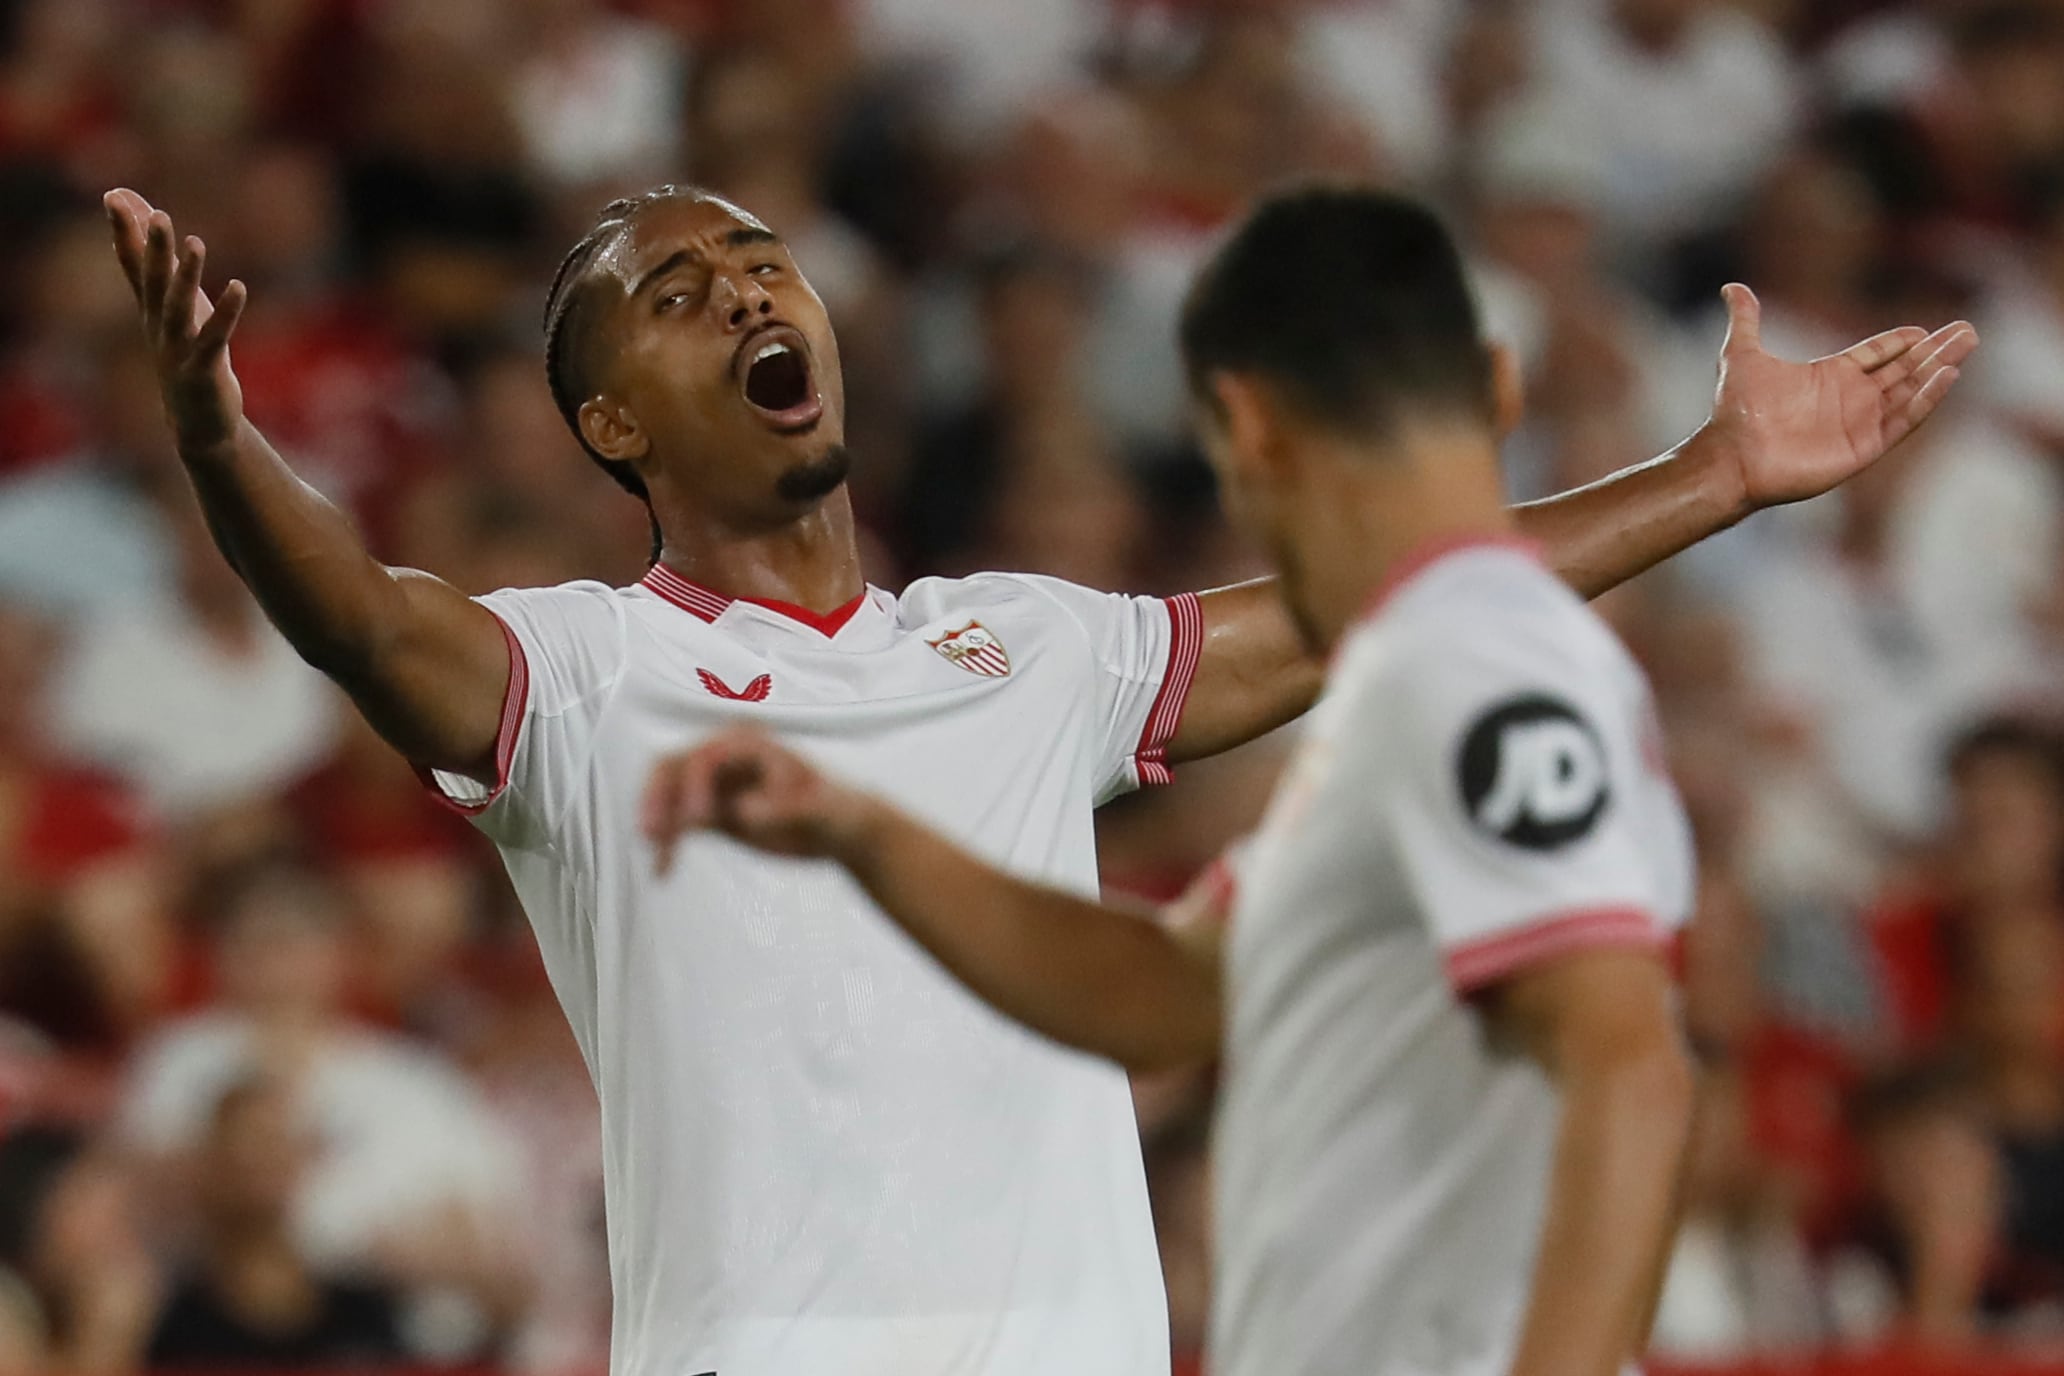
[{"x1": 5, "y1": 0, "x2": 2064, "y2": 1370}]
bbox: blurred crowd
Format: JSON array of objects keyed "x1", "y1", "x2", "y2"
[{"x1": 4, "y1": 0, "x2": 2064, "y2": 1369}]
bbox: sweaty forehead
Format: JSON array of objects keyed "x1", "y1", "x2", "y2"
[{"x1": 591, "y1": 195, "x2": 777, "y2": 289}]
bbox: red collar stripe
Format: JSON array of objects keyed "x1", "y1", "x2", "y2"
[
  {"x1": 642, "y1": 565, "x2": 733, "y2": 623},
  {"x1": 641, "y1": 565, "x2": 868, "y2": 637},
  {"x1": 735, "y1": 591, "x2": 867, "y2": 637}
]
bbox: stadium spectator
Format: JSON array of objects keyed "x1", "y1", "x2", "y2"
[
  {"x1": 49, "y1": 482, "x2": 343, "y2": 823},
  {"x1": 0, "y1": 598, "x2": 168, "y2": 1052},
  {"x1": 1977, "y1": 179, "x2": 2064, "y2": 459},
  {"x1": 1844, "y1": 1066, "x2": 2010, "y2": 1344},
  {"x1": 145, "y1": 1077, "x2": 409, "y2": 1370},
  {"x1": 900, "y1": 243, "x2": 1141, "y2": 581},
  {"x1": 1520, "y1": 0, "x2": 1803, "y2": 279},
  {"x1": 1953, "y1": 907, "x2": 2064, "y2": 1302},
  {"x1": 0, "y1": 1125, "x2": 159, "y2": 1375},
  {"x1": 118, "y1": 859, "x2": 534, "y2": 1359}
]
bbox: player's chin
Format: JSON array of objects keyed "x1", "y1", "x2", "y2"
[{"x1": 774, "y1": 442, "x2": 853, "y2": 505}]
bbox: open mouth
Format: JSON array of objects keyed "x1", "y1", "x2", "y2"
[{"x1": 736, "y1": 325, "x2": 823, "y2": 433}]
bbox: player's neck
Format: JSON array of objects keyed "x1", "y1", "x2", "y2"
[
  {"x1": 653, "y1": 487, "x2": 867, "y2": 613},
  {"x1": 1290, "y1": 429, "x2": 1515, "y2": 650}
]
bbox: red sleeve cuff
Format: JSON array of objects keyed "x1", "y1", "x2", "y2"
[
  {"x1": 1444, "y1": 905, "x2": 1664, "y2": 995},
  {"x1": 414, "y1": 611, "x2": 530, "y2": 817},
  {"x1": 1133, "y1": 592, "x2": 1204, "y2": 788}
]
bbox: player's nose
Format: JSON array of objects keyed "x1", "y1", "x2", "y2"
[{"x1": 713, "y1": 272, "x2": 775, "y2": 332}]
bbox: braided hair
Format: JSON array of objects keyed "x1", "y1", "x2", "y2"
[{"x1": 542, "y1": 184, "x2": 712, "y2": 563}]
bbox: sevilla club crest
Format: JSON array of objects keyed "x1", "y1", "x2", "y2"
[{"x1": 929, "y1": 621, "x2": 1011, "y2": 678}]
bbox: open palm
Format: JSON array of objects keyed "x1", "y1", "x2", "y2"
[{"x1": 1708, "y1": 283, "x2": 1979, "y2": 509}]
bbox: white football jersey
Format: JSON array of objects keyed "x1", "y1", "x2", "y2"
[
  {"x1": 1211, "y1": 539, "x2": 1694, "y2": 1376},
  {"x1": 425, "y1": 564, "x2": 1202, "y2": 1376}
]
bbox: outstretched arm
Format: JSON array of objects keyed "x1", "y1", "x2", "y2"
[
  {"x1": 105, "y1": 189, "x2": 508, "y2": 778},
  {"x1": 1165, "y1": 287, "x2": 1980, "y2": 763},
  {"x1": 643, "y1": 730, "x2": 1226, "y2": 1070}
]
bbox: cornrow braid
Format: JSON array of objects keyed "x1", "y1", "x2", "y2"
[{"x1": 541, "y1": 184, "x2": 711, "y2": 563}]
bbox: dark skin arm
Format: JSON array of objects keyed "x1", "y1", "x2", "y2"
[
  {"x1": 105, "y1": 189, "x2": 509, "y2": 779},
  {"x1": 1487, "y1": 948, "x2": 1697, "y2": 1376},
  {"x1": 1169, "y1": 290, "x2": 1978, "y2": 763},
  {"x1": 643, "y1": 729, "x2": 1226, "y2": 1071}
]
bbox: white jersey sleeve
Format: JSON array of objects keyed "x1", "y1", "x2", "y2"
[
  {"x1": 997, "y1": 575, "x2": 1203, "y2": 804},
  {"x1": 1370, "y1": 597, "x2": 1692, "y2": 995},
  {"x1": 420, "y1": 580, "x2": 630, "y2": 851}
]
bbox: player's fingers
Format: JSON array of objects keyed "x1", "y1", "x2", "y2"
[
  {"x1": 761, "y1": 748, "x2": 806, "y2": 799},
  {"x1": 106, "y1": 187, "x2": 155, "y2": 222},
  {"x1": 681, "y1": 749, "x2": 731, "y2": 832},
  {"x1": 641, "y1": 763, "x2": 686, "y2": 873},
  {"x1": 711, "y1": 754, "x2": 766, "y2": 830},
  {"x1": 1877, "y1": 321, "x2": 1977, "y2": 392},
  {"x1": 193, "y1": 279, "x2": 247, "y2": 358},
  {"x1": 164, "y1": 237, "x2": 206, "y2": 343},
  {"x1": 1925, "y1": 321, "x2": 1979, "y2": 372},
  {"x1": 141, "y1": 211, "x2": 175, "y2": 330},
  {"x1": 731, "y1": 787, "x2": 783, "y2": 832},
  {"x1": 104, "y1": 192, "x2": 149, "y2": 303},
  {"x1": 1885, "y1": 365, "x2": 1963, "y2": 450},
  {"x1": 1719, "y1": 283, "x2": 1761, "y2": 358},
  {"x1": 1836, "y1": 325, "x2": 1926, "y2": 374},
  {"x1": 639, "y1": 758, "x2": 681, "y2": 839},
  {"x1": 1878, "y1": 327, "x2": 1975, "y2": 416}
]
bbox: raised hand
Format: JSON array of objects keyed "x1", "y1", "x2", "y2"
[
  {"x1": 103, "y1": 188, "x2": 250, "y2": 455},
  {"x1": 641, "y1": 729, "x2": 881, "y2": 873},
  {"x1": 1706, "y1": 283, "x2": 1979, "y2": 510}
]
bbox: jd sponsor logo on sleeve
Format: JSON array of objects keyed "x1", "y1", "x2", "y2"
[{"x1": 1458, "y1": 694, "x2": 1610, "y2": 849}]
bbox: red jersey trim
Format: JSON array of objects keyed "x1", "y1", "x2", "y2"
[
  {"x1": 415, "y1": 612, "x2": 530, "y2": 817},
  {"x1": 1361, "y1": 533, "x2": 1545, "y2": 623},
  {"x1": 1134, "y1": 592, "x2": 1204, "y2": 787},
  {"x1": 1444, "y1": 905, "x2": 1664, "y2": 995},
  {"x1": 642, "y1": 564, "x2": 731, "y2": 622},
  {"x1": 736, "y1": 590, "x2": 867, "y2": 636},
  {"x1": 1196, "y1": 855, "x2": 1238, "y2": 920},
  {"x1": 640, "y1": 564, "x2": 866, "y2": 637}
]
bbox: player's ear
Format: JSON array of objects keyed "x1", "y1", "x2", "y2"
[
  {"x1": 1487, "y1": 341, "x2": 1524, "y2": 443},
  {"x1": 1209, "y1": 372, "x2": 1291, "y2": 485},
  {"x1": 579, "y1": 396, "x2": 652, "y2": 466}
]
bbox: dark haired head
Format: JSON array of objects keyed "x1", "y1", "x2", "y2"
[
  {"x1": 1949, "y1": 0, "x2": 2064, "y2": 58},
  {"x1": 1179, "y1": 185, "x2": 1493, "y2": 442},
  {"x1": 1946, "y1": 715, "x2": 2064, "y2": 787},
  {"x1": 541, "y1": 185, "x2": 852, "y2": 553},
  {"x1": 0, "y1": 1125, "x2": 85, "y2": 1270},
  {"x1": 1849, "y1": 1061, "x2": 1978, "y2": 1140},
  {"x1": 542, "y1": 185, "x2": 719, "y2": 560}
]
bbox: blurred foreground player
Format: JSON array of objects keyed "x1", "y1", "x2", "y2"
[
  {"x1": 106, "y1": 173, "x2": 1971, "y2": 1376},
  {"x1": 647, "y1": 188, "x2": 1974, "y2": 1376}
]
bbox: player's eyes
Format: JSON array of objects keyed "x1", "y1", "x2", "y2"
[
  {"x1": 657, "y1": 290, "x2": 690, "y2": 313},
  {"x1": 749, "y1": 263, "x2": 778, "y2": 277}
]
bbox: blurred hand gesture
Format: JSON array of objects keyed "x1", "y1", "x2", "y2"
[
  {"x1": 642, "y1": 730, "x2": 880, "y2": 873},
  {"x1": 103, "y1": 188, "x2": 249, "y2": 455},
  {"x1": 1706, "y1": 284, "x2": 1978, "y2": 510}
]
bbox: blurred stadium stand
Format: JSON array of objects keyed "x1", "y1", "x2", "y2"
[{"x1": 8, "y1": 0, "x2": 2064, "y2": 1369}]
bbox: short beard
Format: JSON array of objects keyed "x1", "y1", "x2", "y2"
[{"x1": 776, "y1": 444, "x2": 853, "y2": 505}]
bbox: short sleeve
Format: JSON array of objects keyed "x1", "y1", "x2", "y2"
[
  {"x1": 417, "y1": 581, "x2": 629, "y2": 850},
  {"x1": 1008, "y1": 576, "x2": 1204, "y2": 803},
  {"x1": 1371, "y1": 610, "x2": 1692, "y2": 997}
]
